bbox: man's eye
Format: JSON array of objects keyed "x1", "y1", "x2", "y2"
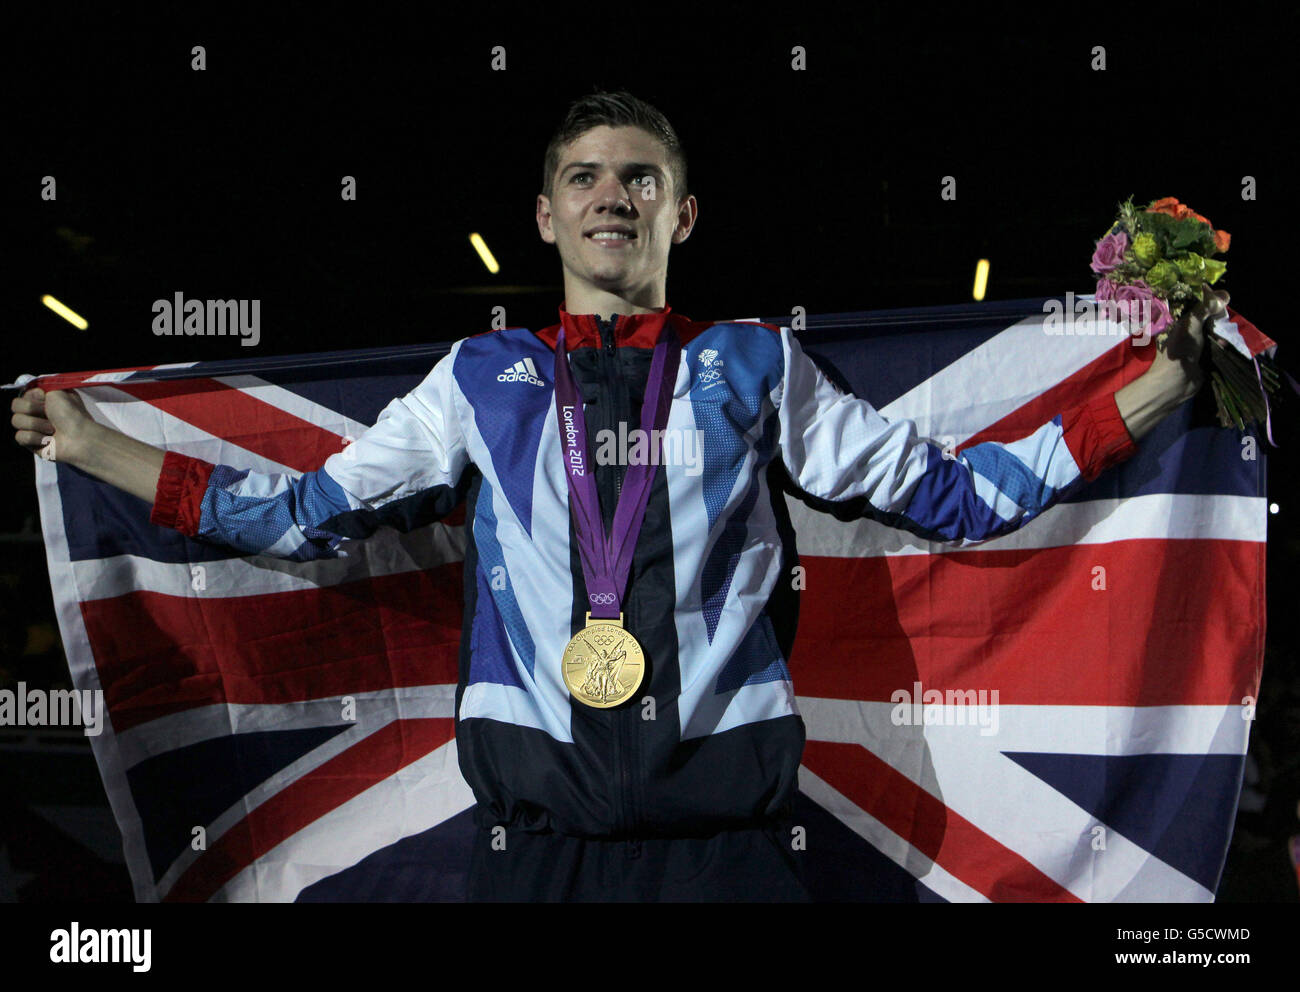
[{"x1": 571, "y1": 172, "x2": 592, "y2": 183}]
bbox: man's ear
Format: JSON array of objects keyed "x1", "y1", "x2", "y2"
[
  {"x1": 537, "y1": 193, "x2": 556, "y2": 244},
  {"x1": 672, "y1": 194, "x2": 699, "y2": 244}
]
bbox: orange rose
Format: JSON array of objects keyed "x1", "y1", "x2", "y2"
[
  {"x1": 1148, "y1": 196, "x2": 1220, "y2": 239},
  {"x1": 1148, "y1": 196, "x2": 1184, "y2": 217},
  {"x1": 1214, "y1": 228, "x2": 1231, "y2": 253}
]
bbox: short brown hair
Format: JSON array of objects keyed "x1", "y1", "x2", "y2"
[{"x1": 541, "y1": 90, "x2": 688, "y2": 204}]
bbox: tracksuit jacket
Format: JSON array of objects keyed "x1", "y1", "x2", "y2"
[{"x1": 149, "y1": 305, "x2": 1138, "y2": 840}]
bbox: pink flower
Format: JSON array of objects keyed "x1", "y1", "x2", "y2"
[
  {"x1": 1113, "y1": 280, "x2": 1172, "y2": 342},
  {"x1": 1095, "y1": 277, "x2": 1117, "y2": 302},
  {"x1": 1146, "y1": 295, "x2": 1172, "y2": 337},
  {"x1": 1090, "y1": 231, "x2": 1129, "y2": 274},
  {"x1": 1114, "y1": 278, "x2": 1152, "y2": 306}
]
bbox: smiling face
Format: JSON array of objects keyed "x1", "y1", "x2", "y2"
[{"x1": 536, "y1": 125, "x2": 698, "y2": 317}]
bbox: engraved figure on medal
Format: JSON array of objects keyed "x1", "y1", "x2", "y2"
[{"x1": 563, "y1": 622, "x2": 645, "y2": 708}]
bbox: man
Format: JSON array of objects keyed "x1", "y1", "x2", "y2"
[{"x1": 12, "y1": 90, "x2": 1225, "y2": 901}]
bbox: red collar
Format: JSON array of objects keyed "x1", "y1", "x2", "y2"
[{"x1": 538, "y1": 304, "x2": 704, "y2": 352}]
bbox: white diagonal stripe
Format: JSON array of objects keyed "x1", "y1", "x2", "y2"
[
  {"x1": 786, "y1": 492, "x2": 1265, "y2": 558},
  {"x1": 200, "y1": 375, "x2": 374, "y2": 440},
  {"x1": 115, "y1": 684, "x2": 458, "y2": 769},
  {"x1": 877, "y1": 301, "x2": 1122, "y2": 442},
  {"x1": 80, "y1": 385, "x2": 301, "y2": 476},
  {"x1": 69, "y1": 521, "x2": 466, "y2": 602},
  {"x1": 213, "y1": 738, "x2": 475, "y2": 902}
]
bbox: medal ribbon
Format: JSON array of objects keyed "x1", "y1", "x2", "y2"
[{"x1": 554, "y1": 318, "x2": 680, "y2": 620}]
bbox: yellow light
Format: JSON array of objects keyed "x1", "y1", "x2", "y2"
[
  {"x1": 41, "y1": 295, "x2": 89, "y2": 330},
  {"x1": 469, "y1": 233, "x2": 500, "y2": 275},
  {"x1": 972, "y1": 259, "x2": 990, "y2": 302}
]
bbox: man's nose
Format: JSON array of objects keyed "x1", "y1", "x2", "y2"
[{"x1": 593, "y1": 177, "x2": 634, "y2": 214}]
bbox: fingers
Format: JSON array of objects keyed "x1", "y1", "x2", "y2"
[
  {"x1": 14, "y1": 428, "x2": 54, "y2": 453},
  {"x1": 1186, "y1": 287, "x2": 1229, "y2": 329},
  {"x1": 1201, "y1": 285, "x2": 1229, "y2": 318},
  {"x1": 12, "y1": 389, "x2": 55, "y2": 452},
  {"x1": 1211, "y1": 288, "x2": 1230, "y2": 316},
  {"x1": 11, "y1": 389, "x2": 46, "y2": 418},
  {"x1": 11, "y1": 411, "x2": 54, "y2": 434}
]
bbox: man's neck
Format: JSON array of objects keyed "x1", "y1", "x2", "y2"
[{"x1": 563, "y1": 281, "x2": 665, "y2": 320}]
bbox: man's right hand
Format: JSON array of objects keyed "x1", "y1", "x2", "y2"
[
  {"x1": 11, "y1": 385, "x2": 166, "y2": 503},
  {"x1": 11, "y1": 387, "x2": 93, "y2": 463}
]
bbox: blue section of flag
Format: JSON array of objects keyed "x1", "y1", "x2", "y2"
[
  {"x1": 56, "y1": 464, "x2": 237, "y2": 564},
  {"x1": 296, "y1": 807, "x2": 476, "y2": 902},
  {"x1": 125, "y1": 724, "x2": 351, "y2": 884},
  {"x1": 251, "y1": 371, "x2": 429, "y2": 429},
  {"x1": 1073, "y1": 410, "x2": 1264, "y2": 502},
  {"x1": 1005, "y1": 751, "x2": 1246, "y2": 892},
  {"x1": 794, "y1": 791, "x2": 945, "y2": 902},
  {"x1": 775, "y1": 300, "x2": 1036, "y2": 410}
]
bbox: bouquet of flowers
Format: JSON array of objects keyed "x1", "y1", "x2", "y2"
[{"x1": 1090, "y1": 195, "x2": 1282, "y2": 431}]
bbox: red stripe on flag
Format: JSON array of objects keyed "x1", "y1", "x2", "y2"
[
  {"x1": 802, "y1": 740, "x2": 1082, "y2": 902},
  {"x1": 789, "y1": 539, "x2": 1263, "y2": 706},
  {"x1": 35, "y1": 365, "x2": 183, "y2": 391},
  {"x1": 112, "y1": 378, "x2": 347, "y2": 472},
  {"x1": 958, "y1": 338, "x2": 1148, "y2": 450},
  {"x1": 82, "y1": 564, "x2": 465, "y2": 732},
  {"x1": 163, "y1": 717, "x2": 455, "y2": 902}
]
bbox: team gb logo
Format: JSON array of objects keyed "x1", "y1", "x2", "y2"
[{"x1": 698, "y1": 348, "x2": 724, "y2": 388}]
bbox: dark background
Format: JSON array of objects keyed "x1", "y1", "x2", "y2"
[{"x1": 2, "y1": 9, "x2": 1297, "y2": 901}]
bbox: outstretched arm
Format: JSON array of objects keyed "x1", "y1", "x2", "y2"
[
  {"x1": 12, "y1": 349, "x2": 472, "y2": 561},
  {"x1": 776, "y1": 289, "x2": 1226, "y2": 546}
]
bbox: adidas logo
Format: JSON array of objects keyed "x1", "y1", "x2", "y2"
[{"x1": 497, "y1": 357, "x2": 545, "y2": 387}]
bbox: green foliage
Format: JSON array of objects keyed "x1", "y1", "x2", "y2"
[{"x1": 1137, "y1": 210, "x2": 1218, "y2": 257}]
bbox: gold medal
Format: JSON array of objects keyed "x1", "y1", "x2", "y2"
[{"x1": 562, "y1": 613, "x2": 645, "y2": 709}]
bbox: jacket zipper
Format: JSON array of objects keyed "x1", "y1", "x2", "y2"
[{"x1": 596, "y1": 314, "x2": 638, "y2": 839}]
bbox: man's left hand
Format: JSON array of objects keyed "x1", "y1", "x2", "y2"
[{"x1": 1153, "y1": 285, "x2": 1230, "y2": 402}]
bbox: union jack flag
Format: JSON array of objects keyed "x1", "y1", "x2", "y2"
[{"x1": 19, "y1": 297, "x2": 1271, "y2": 901}]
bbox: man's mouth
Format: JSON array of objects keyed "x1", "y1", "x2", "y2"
[{"x1": 585, "y1": 227, "x2": 637, "y2": 244}]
